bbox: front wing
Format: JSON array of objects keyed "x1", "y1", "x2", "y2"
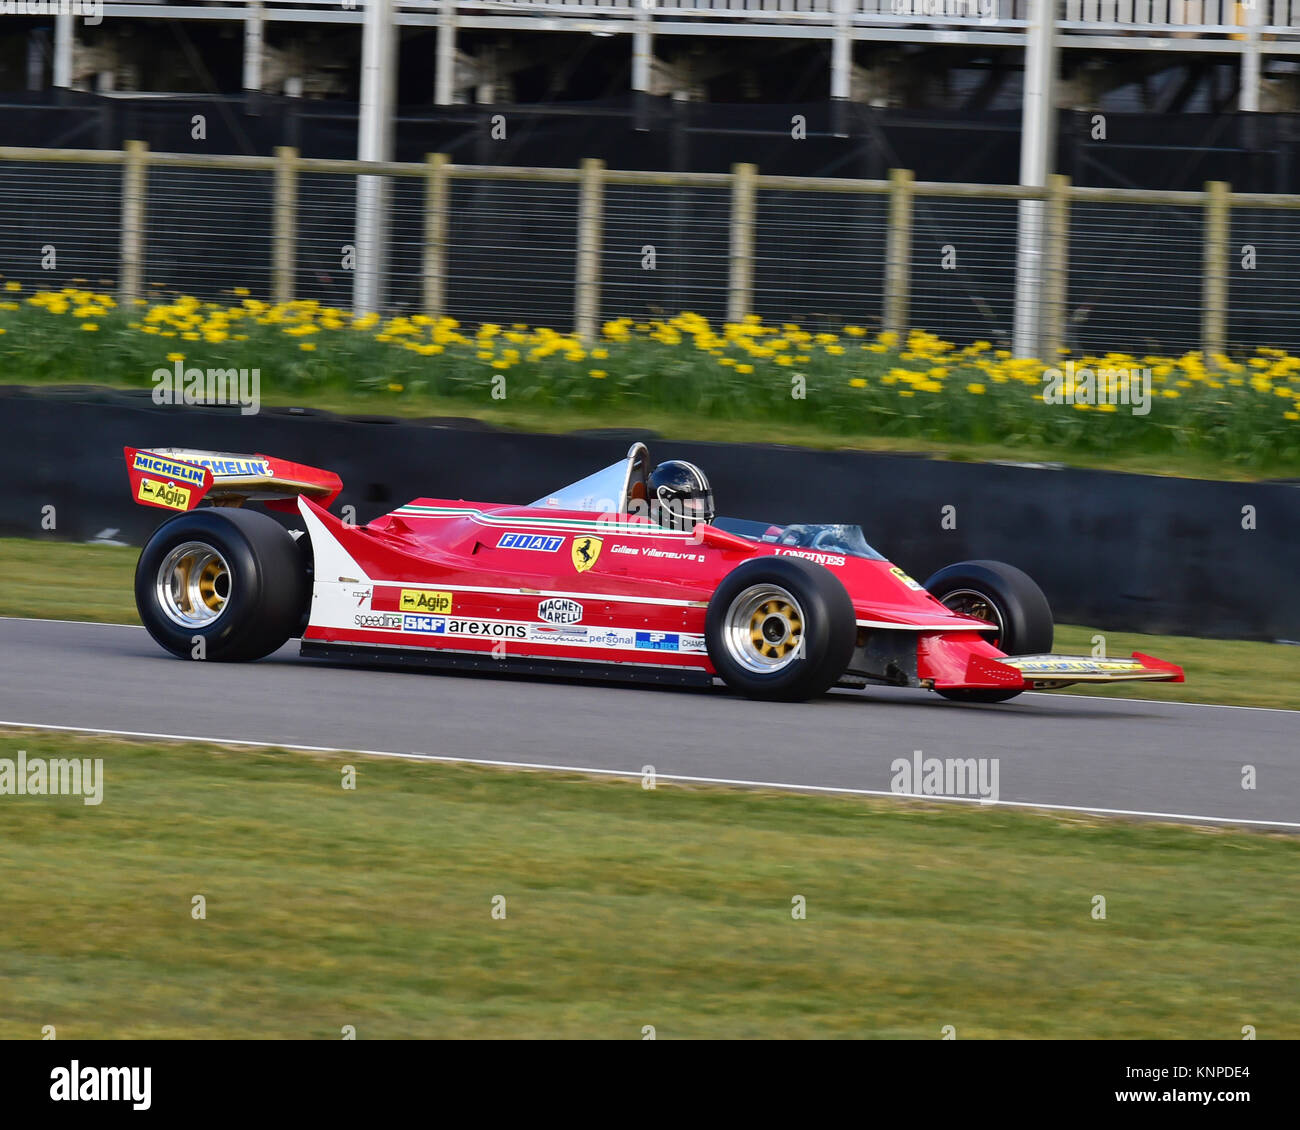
[{"x1": 994, "y1": 652, "x2": 1185, "y2": 688}]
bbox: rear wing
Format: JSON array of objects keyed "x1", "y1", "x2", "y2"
[{"x1": 125, "y1": 447, "x2": 343, "y2": 513}]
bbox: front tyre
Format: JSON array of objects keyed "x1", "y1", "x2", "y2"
[
  {"x1": 135, "y1": 508, "x2": 310, "y2": 661},
  {"x1": 706, "y1": 556, "x2": 856, "y2": 702},
  {"x1": 923, "y1": 558, "x2": 1053, "y2": 703}
]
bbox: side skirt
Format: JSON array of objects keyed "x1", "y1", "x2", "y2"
[{"x1": 300, "y1": 640, "x2": 716, "y2": 688}]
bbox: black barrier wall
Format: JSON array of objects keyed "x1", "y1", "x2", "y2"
[{"x1": 1, "y1": 387, "x2": 1296, "y2": 641}]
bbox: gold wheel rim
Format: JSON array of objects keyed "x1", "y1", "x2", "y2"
[
  {"x1": 725, "y1": 584, "x2": 806, "y2": 674},
  {"x1": 156, "y1": 540, "x2": 231, "y2": 628}
]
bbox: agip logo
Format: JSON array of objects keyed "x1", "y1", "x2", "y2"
[
  {"x1": 571, "y1": 536, "x2": 603, "y2": 573},
  {"x1": 137, "y1": 478, "x2": 191, "y2": 511},
  {"x1": 399, "y1": 589, "x2": 454, "y2": 614}
]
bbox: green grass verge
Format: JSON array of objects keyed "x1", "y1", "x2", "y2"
[
  {"x1": 1, "y1": 537, "x2": 1294, "y2": 710},
  {"x1": 1051, "y1": 624, "x2": 1298, "y2": 711},
  {"x1": 4, "y1": 290, "x2": 1300, "y2": 479},
  {"x1": 0, "y1": 538, "x2": 142, "y2": 626},
  {"x1": 0, "y1": 730, "x2": 1295, "y2": 1039}
]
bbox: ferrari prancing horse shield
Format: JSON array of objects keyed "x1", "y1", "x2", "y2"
[{"x1": 571, "y1": 535, "x2": 603, "y2": 572}]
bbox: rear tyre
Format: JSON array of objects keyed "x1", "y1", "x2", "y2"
[
  {"x1": 923, "y1": 559, "x2": 1054, "y2": 704},
  {"x1": 706, "y1": 556, "x2": 856, "y2": 702},
  {"x1": 135, "y1": 508, "x2": 310, "y2": 661}
]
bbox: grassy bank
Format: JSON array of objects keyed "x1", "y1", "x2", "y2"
[
  {"x1": 0, "y1": 537, "x2": 1294, "y2": 709},
  {"x1": 3, "y1": 284, "x2": 1299, "y2": 479},
  {"x1": 1051, "y1": 624, "x2": 1298, "y2": 711},
  {"x1": 0, "y1": 729, "x2": 1295, "y2": 1039}
]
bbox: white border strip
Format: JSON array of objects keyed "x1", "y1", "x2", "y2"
[{"x1": 2, "y1": 719, "x2": 1297, "y2": 831}]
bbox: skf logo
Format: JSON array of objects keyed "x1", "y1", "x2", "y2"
[
  {"x1": 402, "y1": 615, "x2": 447, "y2": 634},
  {"x1": 571, "y1": 536, "x2": 603, "y2": 573},
  {"x1": 399, "y1": 589, "x2": 453, "y2": 614},
  {"x1": 137, "y1": 478, "x2": 190, "y2": 511}
]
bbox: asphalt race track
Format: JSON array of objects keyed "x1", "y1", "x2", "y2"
[{"x1": 1, "y1": 617, "x2": 1296, "y2": 829}]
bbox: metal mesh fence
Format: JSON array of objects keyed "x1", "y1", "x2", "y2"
[
  {"x1": 910, "y1": 197, "x2": 1018, "y2": 344},
  {"x1": 443, "y1": 179, "x2": 580, "y2": 326},
  {"x1": 1066, "y1": 201, "x2": 1203, "y2": 355},
  {"x1": 602, "y1": 183, "x2": 731, "y2": 324},
  {"x1": 10, "y1": 149, "x2": 1300, "y2": 355},
  {"x1": 0, "y1": 162, "x2": 121, "y2": 292},
  {"x1": 1228, "y1": 207, "x2": 1300, "y2": 354},
  {"x1": 387, "y1": 175, "x2": 428, "y2": 314},
  {"x1": 143, "y1": 167, "x2": 274, "y2": 299},
  {"x1": 752, "y1": 190, "x2": 888, "y2": 329},
  {"x1": 296, "y1": 172, "x2": 357, "y2": 308}
]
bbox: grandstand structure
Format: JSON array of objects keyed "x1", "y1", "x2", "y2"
[{"x1": 19, "y1": 1, "x2": 1300, "y2": 110}]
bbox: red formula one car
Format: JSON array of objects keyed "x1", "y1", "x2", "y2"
[{"x1": 124, "y1": 443, "x2": 1183, "y2": 702}]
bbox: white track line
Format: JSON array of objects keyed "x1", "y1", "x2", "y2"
[
  {"x1": 0, "y1": 616, "x2": 147, "y2": 628},
  {"x1": 2, "y1": 719, "x2": 1297, "y2": 831},
  {"x1": 1021, "y1": 691, "x2": 1299, "y2": 714},
  {"x1": 2, "y1": 616, "x2": 1296, "y2": 714}
]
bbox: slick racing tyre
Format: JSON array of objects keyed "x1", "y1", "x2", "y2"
[
  {"x1": 135, "y1": 508, "x2": 310, "y2": 662},
  {"x1": 706, "y1": 556, "x2": 856, "y2": 702},
  {"x1": 923, "y1": 559, "x2": 1053, "y2": 703}
]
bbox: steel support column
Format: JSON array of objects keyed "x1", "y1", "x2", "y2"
[
  {"x1": 1012, "y1": 0, "x2": 1059, "y2": 358},
  {"x1": 353, "y1": 0, "x2": 397, "y2": 315}
]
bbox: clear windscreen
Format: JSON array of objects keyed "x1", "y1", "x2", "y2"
[
  {"x1": 531, "y1": 459, "x2": 629, "y2": 513},
  {"x1": 531, "y1": 444, "x2": 650, "y2": 515},
  {"x1": 711, "y1": 517, "x2": 885, "y2": 561}
]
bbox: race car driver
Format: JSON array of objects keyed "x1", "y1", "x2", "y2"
[{"x1": 648, "y1": 460, "x2": 715, "y2": 531}]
